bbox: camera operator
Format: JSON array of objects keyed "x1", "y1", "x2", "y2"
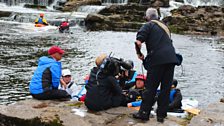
[
  {"x1": 84, "y1": 54, "x2": 132, "y2": 111},
  {"x1": 118, "y1": 60, "x2": 138, "y2": 90}
]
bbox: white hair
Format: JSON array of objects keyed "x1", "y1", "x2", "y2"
[{"x1": 145, "y1": 8, "x2": 159, "y2": 20}]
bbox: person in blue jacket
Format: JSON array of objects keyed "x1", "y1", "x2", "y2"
[
  {"x1": 127, "y1": 79, "x2": 182, "y2": 112},
  {"x1": 29, "y1": 46, "x2": 70, "y2": 100},
  {"x1": 34, "y1": 13, "x2": 48, "y2": 26},
  {"x1": 118, "y1": 60, "x2": 138, "y2": 90},
  {"x1": 167, "y1": 79, "x2": 182, "y2": 112}
]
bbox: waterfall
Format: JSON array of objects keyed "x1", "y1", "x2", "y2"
[
  {"x1": 0, "y1": 0, "x2": 53, "y2": 6},
  {"x1": 160, "y1": 0, "x2": 223, "y2": 19},
  {"x1": 183, "y1": 0, "x2": 223, "y2": 6},
  {"x1": 48, "y1": 0, "x2": 60, "y2": 10},
  {"x1": 101, "y1": 0, "x2": 128, "y2": 5},
  {"x1": 77, "y1": 5, "x2": 107, "y2": 14}
]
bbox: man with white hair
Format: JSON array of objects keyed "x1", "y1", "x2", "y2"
[{"x1": 133, "y1": 8, "x2": 179, "y2": 123}]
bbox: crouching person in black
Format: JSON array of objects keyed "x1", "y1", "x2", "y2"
[
  {"x1": 168, "y1": 79, "x2": 182, "y2": 112},
  {"x1": 85, "y1": 54, "x2": 132, "y2": 111}
]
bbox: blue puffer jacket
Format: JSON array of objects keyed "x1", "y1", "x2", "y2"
[{"x1": 29, "y1": 56, "x2": 62, "y2": 94}]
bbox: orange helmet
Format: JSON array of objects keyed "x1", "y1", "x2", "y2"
[{"x1": 40, "y1": 13, "x2": 44, "y2": 17}]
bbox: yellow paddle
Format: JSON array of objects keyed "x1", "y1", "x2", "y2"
[
  {"x1": 128, "y1": 106, "x2": 200, "y2": 115},
  {"x1": 184, "y1": 108, "x2": 200, "y2": 115}
]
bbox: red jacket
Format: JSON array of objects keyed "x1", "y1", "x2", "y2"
[{"x1": 60, "y1": 21, "x2": 69, "y2": 27}]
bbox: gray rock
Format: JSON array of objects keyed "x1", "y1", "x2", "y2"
[
  {"x1": 0, "y1": 99, "x2": 186, "y2": 126},
  {"x1": 0, "y1": 11, "x2": 12, "y2": 17},
  {"x1": 23, "y1": 4, "x2": 47, "y2": 9},
  {"x1": 62, "y1": 0, "x2": 101, "y2": 12},
  {"x1": 188, "y1": 102, "x2": 224, "y2": 126},
  {"x1": 220, "y1": 98, "x2": 224, "y2": 103},
  {"x1": 174, "y1": 0, "x2": 184, "y2": 3},
  {"x1": 163, "y1": 5, "x2": 224, "y2": 36}
]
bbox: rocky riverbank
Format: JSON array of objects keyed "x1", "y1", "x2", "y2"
[
  {"x1": 0, "y1": 99, "x2": 187, "y2": 126},
  {"x1": 163, "y1": 5, "x2": 224, "y2": 36},
  {"x1": 85, "y1": 4, "x2": 224, "y2": 36},
  {"x1": 52, "y1": 0, "x2": 224, "y2": 36},
  {"x1": 188, "y1": 98, "x2": 224, "y2": 126},
  {"x1": 0, "y1": 98, "x2": 224, "y2": 126}
]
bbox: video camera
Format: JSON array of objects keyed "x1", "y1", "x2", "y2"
[{"x1": 99, "y1": 56, "x2": 133, "y2": 76}]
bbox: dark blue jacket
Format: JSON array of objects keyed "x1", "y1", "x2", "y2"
[
  {"x1": 29, "y1": 56, "x2": 62, "y2": 94},
  {"x1": 136, "y1": 20, "x2": 178, "y2": 66}
]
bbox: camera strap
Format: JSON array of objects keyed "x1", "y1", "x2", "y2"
[{"x1": 151, "y1": 20, "x2": 171, "y2": 38}]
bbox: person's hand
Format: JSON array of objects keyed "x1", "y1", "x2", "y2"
[
  {"x1": 135, "y1": 40, "x2": 142, "y2": 48},
  {"x1": 137, "y1": 53, "x2": 144, "y2": 61},
  {"x1": 60, "y1": 78, "x2": 67, "y2": 89},
  {"x1": 135, "y1": 40, "x2": 144, "y2": 60},
  {"x1": 127, "y1": 103, "x2": 132, "y2": 107}
]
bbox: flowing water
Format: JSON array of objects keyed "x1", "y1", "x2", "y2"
[
  {"x1": 0, "y1": 20, "x2": 223, "y2": 107},
  {"x1": 184, "y1": 0, "x2": 224, "y2": 6},
  {"x1": 0, "y1": 1, "x2": 223, "y2": 108}
]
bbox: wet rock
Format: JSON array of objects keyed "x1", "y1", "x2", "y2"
[
  {"x1": 174, "y1": 0, "x2": 184, "y2": 3},
  {"x1": 23, "y1": 4, "x2": 47, "y2": 9},
  {"x1": 150, "y1": 0, "x2": 170, "y2": 7},
  {"x1": 0, "y1": 11, "x2": 12, "y2": 17},
  {"x1": 85, "y1": 4, "x2": 147, "y2": 31},
  {"x1": 163, "y1": 5, "x2": 224, "y2": 36},
  {"x1": 0, "y1": 99, "x2": 186, "y2": 126},
  {"x1": 62, "y1": 0, "x2": 101, "y2": 12},
  {"x1": 128, "y1": 0, "x2": 170, "y2": 7},
  {"x1": 55, "y1": 0, "x2": 170, "y2": 31},
  {"x1": 53, "y1": 0, "x2": 67, "y2": 11},
  {"x1": 220, "y1": 98, "x2": 224, "y2": 103},
  {"x1": 188, "y1": 102, "x2": 224, "y2": 126}
]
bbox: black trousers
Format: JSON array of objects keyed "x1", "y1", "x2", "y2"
[
  {"x1": 140, "y1": 63, "x2": 175, "y2": 118},
  {"x1": 32, "y1": 89, "x2": 71, "y2": 100},
  {"x1": 85, "y1": 94, "x2": 128, "y2": 111}
]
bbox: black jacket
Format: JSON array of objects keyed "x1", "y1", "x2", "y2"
[
  {"x1": 85, "y1": 67, "x2": 124, "y2": 111},
  {"x1": 136, "y1": 20, "x2": 178, "y2": 66},
  {"x1": 168, "y1": 89, "x2": 182, "y2": 111}
]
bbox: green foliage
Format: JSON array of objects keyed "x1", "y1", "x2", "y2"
[
  {"x1": 48, "y1": 117, "x2": 63, "y2": 126},
  {"x1": 168, "y1": 25, "x2": 184, "y2": 34},
  {"x1": 185, "y1": 113, "x2": 194, "y2": 121},
  {"x1": 67, "y1": 102, "x2": 84, "y2": 107}
]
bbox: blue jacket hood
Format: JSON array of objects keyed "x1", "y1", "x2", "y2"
[{"x1": 38, "y1": 56, "x2": 56, "y2": 66}]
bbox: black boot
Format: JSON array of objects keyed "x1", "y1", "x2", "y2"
[
  {"x1": 157, "y1": 117, "x2": 164, "y2": 123},
  {"x1": 133, "y1": 110, "x2": 149, "y2": 121}
]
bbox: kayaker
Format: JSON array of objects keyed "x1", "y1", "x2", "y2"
[
  {"x1": 126, "y1": 74, "x2": 146, "y2": 106},
  {"x1": 34, "y1": 13, "x2": 48, "y2": 26},
  {"x1": 167, "y1": 79, "x2": 182, "y2": 112},
  {"x1": 118, "y1": 60, "x2": 138, "y2": 90},
  {"x1": 29, "y1": 46, "x2": 70, "y2": 100},
  {"x1": 59, "y1": 18, "x2": 70, "y2": 33},
  {"x1": 127, "y1": 79, "x2": 182, "y2": 112}
]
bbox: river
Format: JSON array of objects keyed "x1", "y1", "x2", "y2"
[
  {"x1": 0, "y1": 19, "x2": 223, "y2": 108},
  {"x1": 0, "y1": 1, "x2": 224, "y2": 108}
]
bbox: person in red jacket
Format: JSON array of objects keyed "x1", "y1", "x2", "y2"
[{"x1": 59, "y1": 18, "x2": 70, "y2": 33}]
